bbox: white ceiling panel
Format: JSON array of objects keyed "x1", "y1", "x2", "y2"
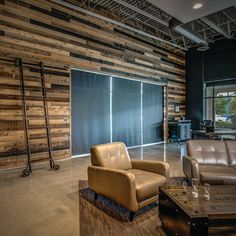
[{"x1": 148, "y1": 0, "x2": 236, "y2": 23}]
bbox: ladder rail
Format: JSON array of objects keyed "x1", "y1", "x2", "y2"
[
  {"x1": 40, "y1": 62, "x2": 54, "y2": 168},
  {"x1": 16, "y1": 58, "x2": 32, "y2": 173},
  {"x1": 16, "y1": 58, "x2": 60, "y2": 176}
]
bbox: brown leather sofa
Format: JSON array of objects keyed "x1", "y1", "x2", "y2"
[
  {"x1": 183, "y1": 140, "x2": 236, "y2": 184},
  {"x1": 88, "y1": 142, "x2": 169, "y2": 221}
]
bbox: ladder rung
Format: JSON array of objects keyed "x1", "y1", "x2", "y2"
[
  {"x1": 28, "y1": 115, "x2": 48, "y2": 118},
  {"x1": 31, "y1": 148, "x2": 51, "y2": 153},
  {"x1": 30, "y1": 136, "x2": 47, "y2": 140},
  {"x1": 28, "y1": 115, "x2": 48, "y2": 119},
  {"x1": 29, "y1": 126, "x2": 50, "y2": 129}
]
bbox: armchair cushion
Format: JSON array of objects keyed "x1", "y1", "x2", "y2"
[
  {"x1": 129, "y1": 169, "x2": 166, "y2": 202},
  {"x1": 90, "y1": 142, "x2": 132, "y2": 170}
]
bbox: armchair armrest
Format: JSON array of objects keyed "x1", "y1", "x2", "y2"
[
  {"x1": 88, "y1": 166, "x2": 139, "y2": 212},
  {"x1": 182, "y1": 155, "x2": 199, "y2": 182},
  {"x1": 131, "y1": 160, "x2": 170, "y2": 178}
]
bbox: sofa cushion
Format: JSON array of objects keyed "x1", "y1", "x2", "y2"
[
  {"x1": 225, "y1": 141, "x2": 236, "y2": 167},
  {"x1": 199, "y1": 165, "x2": 236, "y2": 184},
  {"x1": 129, "y1": 169, "x2": 166, "y2": 202},
  {"x1": 187, "y1": 140, "x2": 228, "y2": 165},
  {"x1": 90, "y1": 142, "x2": 132, "y2": 170}
]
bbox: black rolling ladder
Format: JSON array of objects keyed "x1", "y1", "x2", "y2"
[{"x1": 16, "y1": 58, "x2": 60, "y2": 177}]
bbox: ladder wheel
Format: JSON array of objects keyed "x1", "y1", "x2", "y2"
[
  {"x1": 22, "y1": 169, "x2": 30, "y2": 177},
  {"x1": 53, "y1": 164, "x2": 60, "y2": 171}
]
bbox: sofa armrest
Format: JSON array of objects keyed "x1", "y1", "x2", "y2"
[
  {"x1": 131, "y1": 160, "x2": 170, "y2": 178},
  {"x1": 88, "y1": 166, "x2": 139, "y2": 212},
  {"x1": 182, "y1": 155, "x2": 199, "y2": 182}
]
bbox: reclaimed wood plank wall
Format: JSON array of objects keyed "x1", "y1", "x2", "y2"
[
  {"x1": 0, "y1": 59, "x2": 71, "y2": 168},
  {"x1": 0, "y1": 0, "x2": 185, "y2": 169}
]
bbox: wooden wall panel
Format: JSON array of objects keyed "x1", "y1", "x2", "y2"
[
  {"x1": 0, "y1": 59, "x2": 70, "y2": 169},
  {"x1": 0, "y1": 0, "x2": 185, "y2": 169}
]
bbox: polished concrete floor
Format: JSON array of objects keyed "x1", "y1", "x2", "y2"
[{"x1": 0, "y1": 143, "x2": 186, "y2": 236}]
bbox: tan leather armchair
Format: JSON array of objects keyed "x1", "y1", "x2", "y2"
[{"x1": 88, "y1": 142, "x2": 169, "y2": 221}]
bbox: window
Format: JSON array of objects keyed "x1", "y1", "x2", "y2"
[{"x1": 204, "y1": 84, "x2": 236, "y2": 129}]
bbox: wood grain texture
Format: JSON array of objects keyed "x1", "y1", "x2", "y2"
[
  {"x1": 160, "y1": 186, "x2": 236, "y2": 235},
  {"x1": 0, "y1": 59, "x2": 70, "y2": 168},
  {"x1": 0, "y1": 0, "x2": 186, "y2": 168},
  {"x1": 161, "y1": 186, "x2": 236, "y2": 217}
]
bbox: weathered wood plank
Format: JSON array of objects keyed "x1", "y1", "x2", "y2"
[{"x1": 0, "y1": 0, "x2": 185, "y2": 169}]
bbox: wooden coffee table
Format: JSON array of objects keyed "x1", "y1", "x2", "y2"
[{"x1": 159, "y1": 185, "x2": 236, "y2": 236}]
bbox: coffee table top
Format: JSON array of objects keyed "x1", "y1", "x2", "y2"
[{"x1": 160, "y1": 185, "x2": 236, "y2": 219}]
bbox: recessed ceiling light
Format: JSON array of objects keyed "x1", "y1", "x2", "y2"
[{"x1": 193, "y1": 3, "x2": 203, "y2": 9}]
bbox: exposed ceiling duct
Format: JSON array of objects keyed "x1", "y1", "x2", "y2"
[
  {"x1": 197, "y1": 44, "x2": 210, "y2": 51},
  {"x1": 169, "y1": 18, "x2": 207, "y2": 45},
  {"x1": 51, "y1": 0, "x2": 187, "y2": 50},
  {"x1": 53, "y1": 0, "x2": 236, "y2": 50}
]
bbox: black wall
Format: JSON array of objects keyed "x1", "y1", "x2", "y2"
[
  {"x1": 186, "y1": 39, "x2": 236, "y2": 129},
  {"x1": 204, "y1": 39, "x2": 236, "y2": 82},
  {"x1": 186, "y1": 48, "x2": 204, "y2": 130}
]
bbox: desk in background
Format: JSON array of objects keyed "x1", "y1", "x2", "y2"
[
  {"x1": 168, "y1": 120, "x2": 191, "y2": 142},
  {"x1": 192, "y1": 129, "x2": 236, "y2": 140}
]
